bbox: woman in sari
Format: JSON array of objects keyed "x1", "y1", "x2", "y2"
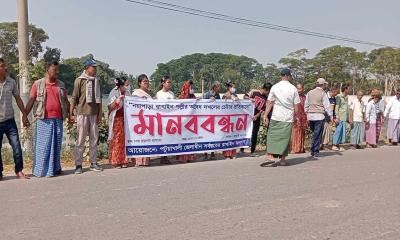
[
  {"x1": 132, "y1": 74, "x2": 153, "y2": 167},
  {"x1": 365, "y1": 95, "x2": 379, "y2": 148},
  {"x1": 290, "y1": 83, "x2": 307, "y2": 154},
  {"x1": 177, "y1": 80, "x2": 197, "y2": 163},
  {"x1": 108, "y1": 78, "x2": 130, "y2": 168}
]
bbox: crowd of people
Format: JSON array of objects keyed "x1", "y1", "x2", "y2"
[
  {"x1": 260, "y1": 70, "x2": 400, "y2": 167},
  {"x1": 0, "y1": 57, "x2": 399, "y2": 179}
]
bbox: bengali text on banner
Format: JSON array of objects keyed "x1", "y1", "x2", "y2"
[{"x1": 124, "y1": 97, "x2": 254, "y2": 157}]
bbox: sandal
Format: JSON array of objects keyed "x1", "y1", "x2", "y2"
[{"x1": 260, "y1": 160, "x2": 275, "y2": 167}]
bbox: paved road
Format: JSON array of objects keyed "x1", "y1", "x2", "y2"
[{"x1": 1, "y1": 146, "x2": 399, "y2": 240}]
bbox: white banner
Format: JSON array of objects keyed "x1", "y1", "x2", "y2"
[{"x1": 124, "y1": 97, "x2": 254, "y2": 157}]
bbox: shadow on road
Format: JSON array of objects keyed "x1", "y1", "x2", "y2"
[
  {"x1": 0, "y1": 175, "x2": 17, "y2": 181},
  {"x1": 284, "y1": 151, "x2": 343, "y2": 166},
  {"x1": 0, "y1": 150, "x2": 348, "y2": 180},
  {"x1": 317, "y1": 151, "x2": 343, "y2": 157}
]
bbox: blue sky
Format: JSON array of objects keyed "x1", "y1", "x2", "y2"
[{"x1": 1, "y1": 0, "x2": 399, "y2": 75}]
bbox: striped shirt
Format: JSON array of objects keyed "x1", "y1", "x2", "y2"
[{"x1": 0, "y1": 77, "x2": 19, "y2": 122}]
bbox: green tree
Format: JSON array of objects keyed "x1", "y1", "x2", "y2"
[
  {"x1": 279, "y1": 48, "x2": 309, "y2": 83},
  {"x1": 60, "y1": 54, "x2": 118, "y2": 94},
  {"x1": 43, "y1": 47, "x2": 61, "y2": 62},
  {"x1": 263, "y1": 63, "x2": 280, "y2": 84},
  {"x1": 307, "y1": 45, "x2": 363, "y2": 91},
  {"x1": 0, "y1": 22, "x2": 49, "y2": 64},
  {"x1": 29, "y1": 60, "x2": 45, "y2": 84},
  {"x1": 151, "y1": 53, "x2": 265, "y2": 95},
  {"x1": 368, "y1": 47, "x2": 400, "y2": 95}
]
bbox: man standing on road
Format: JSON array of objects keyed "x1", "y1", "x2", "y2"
[
  {"x1": 349, "y1": 90, "x2": 365, "y2": 149},
  {"x1": 384, "y1": 88, "x2": 400, "y2": 145},
  {"x1": 332, "y1": 84, "x2": 351, "y2": 151},
  {"x1": 25, "y1": 61, "x2": 71, "y2": 177},
  {"x1": 321, "y1": 86, "x2": 339, "y2": 150},
  {"x1": 260, "y1": 68, "x2": 300, "y2": 167},
  {"x1": 304, "y1": 78, "x2": 333, "y2": 159},
  {"x1": 243, "y1": 82, "x2": 272, "y2": 157},
  {"x1": 0, "y1": 58, "x2": 30, "y2": 180},
  {"x1": 70, "y1": 59, "x2": 103, "y2": 174}
]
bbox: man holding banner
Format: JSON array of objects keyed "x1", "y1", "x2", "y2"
[
  {"x1": 261, "y1": 68, "x2": 300, "y2": 167},
  {"x1": 243, "y1": 82, "x2": 272, "y2": 157}
]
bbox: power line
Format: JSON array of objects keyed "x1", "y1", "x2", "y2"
[
  {"x1": 139, "y1": 0, "x2": 374, "y2": 44},
  {"x1": 130, "y1": 0, "x2": 396, "y2": 48},
  {"x1": 124, "y1": 0, "x2": 397, "y2": 48},
  {"x1": 128, "y1": 0, "x2": 394, "y2": 47}
]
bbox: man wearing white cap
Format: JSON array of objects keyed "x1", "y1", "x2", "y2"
[{"x1": 304, "y1": 78, "x2": 333, "y2": 159}]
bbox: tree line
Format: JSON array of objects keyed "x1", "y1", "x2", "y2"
[
  {"x1": 1, "y1": 22, "x2": 399, "y2": 96},
  {"x1": 152, "y1": 47, "x2": 400, "y2": 96}
]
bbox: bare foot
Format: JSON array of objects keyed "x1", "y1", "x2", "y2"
[{"x1": 16, "y1": 172, "x2": 30, "y2": 179}]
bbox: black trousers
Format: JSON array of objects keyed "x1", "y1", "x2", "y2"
[
  {"x1": 250, "y1": 118, "x2": 261, "y2": 153},
  {"x1": 0, "y1": 119, "x2": 24, "y2": 175},
  {"x1": 309, "y1": 120, "x2": 325, "y2": 156}
]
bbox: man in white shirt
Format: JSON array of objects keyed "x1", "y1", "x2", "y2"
[
  {"x1": 304, "y1": 78, "x2": 333, "y2": 159},
  {"x1": 261, "y1": 68, "x2": 300, "y2": 167},
  {"x1": 349, "y1": 90, "x2": 365, "y2": 149},
  {"x1": 384, "y1": 88, "x2": 400, "y2": 145}
]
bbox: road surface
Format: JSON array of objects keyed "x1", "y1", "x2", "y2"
[{"x1": 0, "y1": 146, "x2": 399, "y2": 240}]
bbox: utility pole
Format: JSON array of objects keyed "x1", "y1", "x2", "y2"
[
  {"x1": 18, "y1": 0, "x2": 29, "y2": 97},
  {"x1": 201, "y1": 77, "x2": 204, "y2": 98},
  {"x1": 200, "y1": 66, "x2": 205, "y2": 98},
  {"x1": 17, "y1": 0, "x2": 31, "y2": 150}
]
